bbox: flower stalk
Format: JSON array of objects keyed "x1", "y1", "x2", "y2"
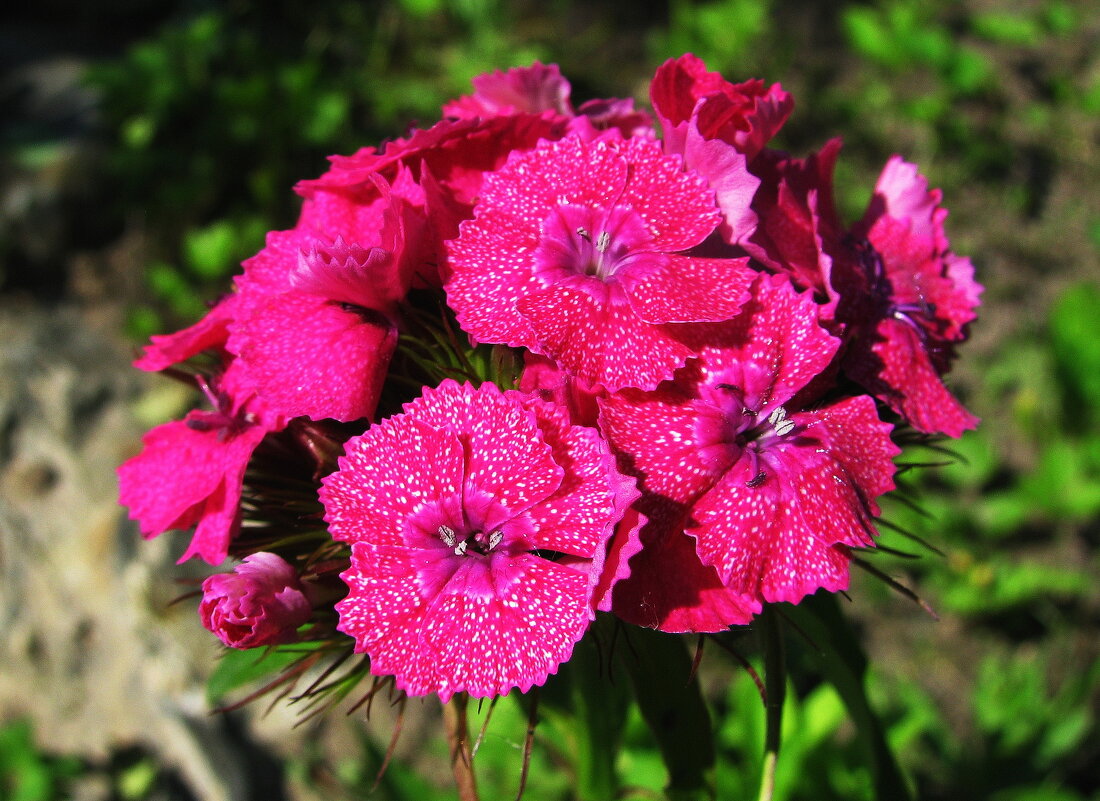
[
  {"x1": 445, "y1": 693, "x2": 479, "y2": 801},
  {"x1": 756, "y1": 605, "x2": 785, "y2": 801}
]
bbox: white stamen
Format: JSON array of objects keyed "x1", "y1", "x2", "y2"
[
  {"x1": 488, "y1": 530, "x2": 504, "y2": 550},
  {"x1": 768, "y1": 406, "x2": 795, "y2": 437},
  {"x1": 454, "y1": 541, "x2": 468, "y2": 556},
  {"x1": 596, "y1": 231, "x2": 611, "y2": 253},
  {"x1": 438, "y1": 524, "x2": 456, "y2": 547}
]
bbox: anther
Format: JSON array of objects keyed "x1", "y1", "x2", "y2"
[{"x1": 438, "y1": 525, "x2": 457, "y2": 548}]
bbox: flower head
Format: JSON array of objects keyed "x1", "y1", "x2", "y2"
[
  {"x1": 319, "y1": 380, "x2": 633, "y2": 700},
  {"x1": 650, "y1": 53, "x2": 793, "y2": 163},
  {"x1": 199, "y1": 552, "x2": 312, "y2": 649},
  {"x1": 838, "y1": 157, "x2": 982, "y2": 436},
  {"x1": 601, "y1": 275, "x2": 899, "y2": 610},
  {"x1": 445, "y1": 133, "x2": 755, "y2": 392}
]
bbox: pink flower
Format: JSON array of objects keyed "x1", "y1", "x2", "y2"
[
  {"x1": 742, "y1": 139, "x2": 847, "y2": 318},
  {"x1": 649, "y1": 54, "x2": 791, "y2": 244},
  {"x1": 837, "y1": 157, "x2": 982, "y2": 437},
  {"x1": 443, "y1": 61, "x2": 653, "y2": 138},
  {"x1": 117, "y1": 360, "x2": 284, "y2": 564},
  {"x1": 200, "y1": 553, "x2": 312, "y2": 649},
  {"x1": 600, "y1": 275, "x2": 899, "y2": 613},
  {"x1": 319, "y1": 380, "x2": 633, "y2": 700},
  {"x1": 445, "y1": 133, "x2": 756, "y2": 392},
  {"x1": 225, "y1": 170, "x2": 427, "y2": 423},
  {"x1": 650, "y1": 54, "x2": 793, "y2": 162}
]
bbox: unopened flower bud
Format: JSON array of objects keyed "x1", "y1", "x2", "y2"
[{"x1": 199, "y1": 553, "x2": 311, "y2": 649}]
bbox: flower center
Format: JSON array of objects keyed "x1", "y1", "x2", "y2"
[
  {"x1": 691, "y1": 381, "x2": 802, "y2": 487},
  {"x1": 533, "y1": 203, "x2": 652, "y2": 286},
  {"x1": 436, "y1": 523, "x2": 505, "y2": 556},
  {"x1": 404, "y1": 489, "x2": 535, "y2": 559}
]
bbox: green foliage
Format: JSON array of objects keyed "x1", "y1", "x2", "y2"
[
  {"x1": 652, "y1": 0, "x2": 772, "y2": 70},
  {"x1": 0, "y1": 721, "x2": 81, "y2": 801}
]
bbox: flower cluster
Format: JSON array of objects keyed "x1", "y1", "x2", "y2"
[{"x1": 119, "y1": 55, "x2": 980, "y2": 701}]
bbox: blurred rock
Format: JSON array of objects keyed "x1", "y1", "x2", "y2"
[{"x1": 0, "y1": 300, "x2": 285, "y2": 801}]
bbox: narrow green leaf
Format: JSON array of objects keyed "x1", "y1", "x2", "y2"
[
  {"x1": 535, "y1": 618, "x2": 631, "y2": 800},
  {"x1": 205, "y1": 642, "x2": 324, "y2": 706},
  {"x1": 781, "y1": 594, "x2": 914, "y2": 801},
  {"x1": 618, "y1": 625, "x2": 716, "y2": 801}
]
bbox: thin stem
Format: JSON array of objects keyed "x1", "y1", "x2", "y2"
[
  {"x1": 756, "y1": 605, "x2": 786, "y2": 801},
  {"x1": 445, "y1": 693, "x2": 479, "y2": 801}
]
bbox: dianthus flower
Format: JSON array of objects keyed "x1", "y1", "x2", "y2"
[
  {"x1": 117, "y1": 359, "x2": 284, "y2": 564},
  {"x1": 649, "y1": 53, "x2": 792, "y2": 243},
  {"x1": 226, "y1": 169, "x2": 428, "y2": 423},
  {"x1": 650, "y1": 53, "x2": 794, "y2": 164},
  {"x1": 442, "y1": 61, "x2": 652, "y2": 138},
  {"x1": 601, "y1": 275, "x2": 899, "y2": 613},
  {"x1": 445, "y1": 133, "x2": 756, "y2": 392},
  {"x1": 837, "y1": 157, "x2": 982, "y2": 437},
  {"x1": 319, "y1": 381, "x2": 635, "y2": 700}
]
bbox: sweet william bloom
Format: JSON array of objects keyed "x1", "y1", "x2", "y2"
[
  {"x1": 601, "y1": 275, "x2": 899, "y2": 608},
  {"x1": 320, "y1": 380, "x2": 635, "y2": 701},
  {"x1": 442, "y1": 61, "x2": 653, "y2": 138},
  {"x1": 445, "y1": 133, "x2": 756, "y2": 392},
  {"x1": 117, "y1": 360, "x2": 285, "y2": 565},
  {"x1": 650, "y1": 53, "x2": 794, "y2": 163},
  {"x1": 200, "y1": 552, "x2": 312, "y2": 649},
  {"x1": 837, "y1": 157, "x2": 982, "y2": 437},
  {"x1": 742, "y1": 139, "x2": 847, "y2": 319},
  {"x1": 226, "y1": 170, "x2": 428, "y2": 423},
  {"x1": 649, "y1": 53, "x2": 791, "y2": 243}
]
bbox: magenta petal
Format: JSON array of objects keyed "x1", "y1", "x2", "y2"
[
  {"x1": 230, "y1": 290, "x2": 396, "y2": 422},
  {"x1": 519, "y1": 285, "x2": 694, "y2": 392},
  {"x1": 592, "y1": 502, "x2": 646, "y2": 613},
  {"x1": 861, "y1": 156, "x2": 940, "y2": 241},
  {"x1": 337, "y1": 542, "x2": 439, "y2": 694},
  {"x1": 444, "y1": 61, "x2": 573, "y2": 118},
  {"x1": 420, "y1": 555, "x2": 591, "y2": 700},
  {"x1": 610, "y1": 499, "x2": 760, "y2": 632},
  {"x1": 688, "y1": 447, "x2": 849, "y2": 604},
  {"x1": 848, "y1": 317, "x2": 979, "y2": 437},
  {"x1": 513, "y1": 392, "x2": 636, "y2": 559},
  {"x1": 680, "y1": 126, "x2": 760, "y2": 243},
  {"x1": 694, "y1": 274, "x2": 840, "y2": 412},
  {"x1": 444, "y1": 204, "x2": 552, "y2": 347},
  {"x1": 599, "y1": 384, "x2": 730, "y2": 505},
  {"x1": 321, "y1": 418, "x2": 466, "y2": 547},
  {"x1": 400, "y1": 381, "x2": 565, "y2": 513},
  {"x1": 616, "y1": 136, "x2": 721, "y2": 252},
  {"x1": 620, "y1": 255, "x2": 754, "y2": 324},
  {"x1": 118, "y1": 414, "x2": 267, "y2": 565},
  {"x1": 133, "y1": 295, "x2": 236, "y2": 371}
]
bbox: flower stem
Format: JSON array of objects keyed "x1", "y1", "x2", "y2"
[
  {"x1": 756, "y1": 605, "x2": 785, "y2": 801},
  {"x1": 445, "y1": 693, "x2": 479, "y2": 801}
]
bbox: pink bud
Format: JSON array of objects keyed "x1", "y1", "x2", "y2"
[{"x1": 199, "y1": 553, "x2": 312, "y2": 649}]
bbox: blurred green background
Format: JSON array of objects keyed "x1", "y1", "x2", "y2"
[{"x1": 1, "y1": 0, "x2": 1097, "y2": 799}]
